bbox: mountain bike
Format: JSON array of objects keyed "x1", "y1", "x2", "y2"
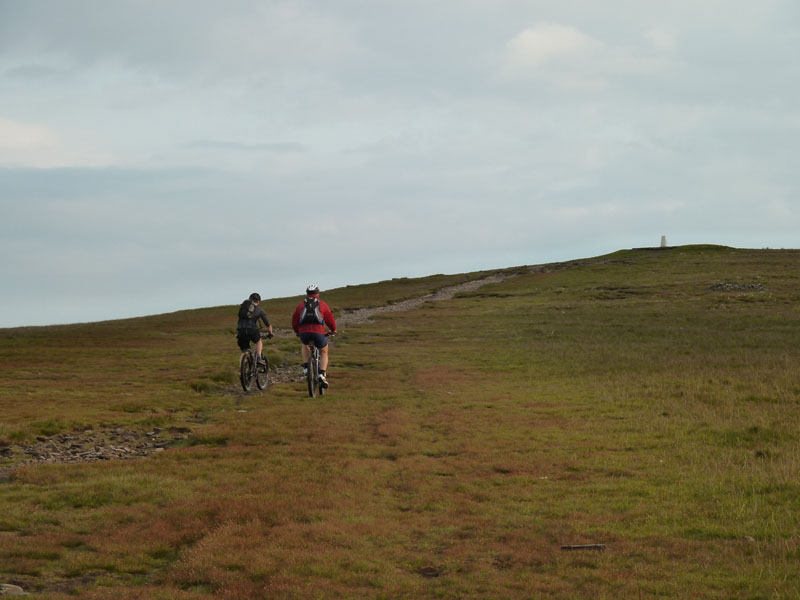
[
  {"x1": 304, "y1": 333, "x2": 331, "y2": 398},
  {"x1": 240, "y1": 332, "x2": 272, "y2": 392}
]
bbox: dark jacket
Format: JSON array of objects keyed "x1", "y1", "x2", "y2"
[{"x1": 238, "y1": 304, "x2": 270, "y2": 330}]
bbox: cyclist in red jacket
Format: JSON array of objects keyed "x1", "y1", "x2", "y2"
[{"x1": 292, "y1": 284, "x2": 337, "y2": 388}]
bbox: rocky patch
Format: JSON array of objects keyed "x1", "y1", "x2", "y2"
[
  {"x1": 0, "y1": 426, "x2": 192, "y2": 481},
  {"x1": 710, "y1": 282, "x2": 767, "y2": 292},
  {"x1": 267, "y1": 362, "x2": 306, "y2": 385}
]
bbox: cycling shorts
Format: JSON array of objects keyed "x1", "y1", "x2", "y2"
[
  {"x1": 237, "y1": 327, "x2": 260, "y2": 351},
  {"x1": 299, "y1": 332, "x2": 328, "y2": 349}
]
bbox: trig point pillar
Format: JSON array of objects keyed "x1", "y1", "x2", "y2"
[{"x1": 660, "y1": 235, "x2": 667, "y2": 248}]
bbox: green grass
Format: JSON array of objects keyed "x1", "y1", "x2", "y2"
[{"x1": 1, "y1": 246, "x2": 799, "y2": 598}]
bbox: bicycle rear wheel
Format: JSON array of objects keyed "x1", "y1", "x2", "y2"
[
  {"x1": 240, "y1": 352, "x2": 255, "y2": 392},
  {"x1": 308, "y1": 348, "x2": 322, "y2": 398},
  {"x1": 256, "y1": 355, "x2": 269, "y2": 390},
  {"x1": 306, "y1": 361, "x2": 315, "y2": 397}
]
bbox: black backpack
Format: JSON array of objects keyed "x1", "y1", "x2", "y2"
[
  {"x1": 238, "y1": 299, "x2": 256, "y2": 320},
  {"x1": 299, "y1": 297, "x2": 323, "y2": 325}
]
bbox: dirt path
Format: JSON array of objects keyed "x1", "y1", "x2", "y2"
[
  {"x1": 265, "y1": 271, "x2": 513, "y2": 384},
  {"x1": 337, "y1": 271, "x2": 511, "y2": 326},
  {"x1": 270, "y1": 271, "x2": 512, "y2": 340}
]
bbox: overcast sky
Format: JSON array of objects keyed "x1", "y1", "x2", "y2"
[{"x1": 1, "y1": 0, "x2": 798, "y2": 327}]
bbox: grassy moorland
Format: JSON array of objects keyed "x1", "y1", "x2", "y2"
[{"x1": 1, "y1": 245, "x2": 799, "y2": 599}]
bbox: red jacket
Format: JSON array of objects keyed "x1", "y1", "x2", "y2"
[{"x1": 292, "y1": 295, "x2": 337, "y2": 335}]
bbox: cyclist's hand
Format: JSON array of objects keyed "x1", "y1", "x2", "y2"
[{"x1": 267, "y1": 333, "x2": 274, "y2": 339}]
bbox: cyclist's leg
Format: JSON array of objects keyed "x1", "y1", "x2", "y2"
[
  {"x1": 237, "y1": 329, "x2": 251, "y2": 354},
  {"x1": 246, "y1": 329, "x2": 263, "y2": 362},
  {"x1": 318, "y1": 342, "x2": 330, "y2": 388},
  {"x1": 298, "y1": 333, "x2": 312, "y2": 373},
  {"x1": 320, "y1": 345, "x2": 329, "y2": 371}
]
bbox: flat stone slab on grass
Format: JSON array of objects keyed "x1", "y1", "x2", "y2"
[{"x1": 0, "y1": 583, "x2": 29, "y2": 596}]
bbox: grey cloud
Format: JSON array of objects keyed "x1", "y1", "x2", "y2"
[
  {"x1": 0, "y1": 0, "x2": 361, "y2": 80},
  {"x1": 182, "y1": 140, "x2": 307, "y2": 153},
  {"x1": 3, "y1": 63, "x2": 62, "y2": 80}
]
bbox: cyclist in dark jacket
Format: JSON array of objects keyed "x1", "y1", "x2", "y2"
[
  {"x1": 237, "y1": 293, "x2": 273, "y2": 365},
  {"x1": 291, "y1": 284, "x2": 337, "y2": 387}
]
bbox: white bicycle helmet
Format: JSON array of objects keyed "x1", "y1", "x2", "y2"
[{"x1": 306, "y1": 284, "x2": 320, "y2": 294}]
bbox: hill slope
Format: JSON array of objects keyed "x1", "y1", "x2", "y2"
[{"x1": 1, "y1": 246, "x2": 799, "y2": 598}]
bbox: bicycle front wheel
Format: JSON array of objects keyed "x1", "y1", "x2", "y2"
[
  {"x1": 240, "y1": 352, "x2": 255, "y2": 392},
  {"x1": 256, "y1": 356, "x2": 269, "y2": 390}
]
